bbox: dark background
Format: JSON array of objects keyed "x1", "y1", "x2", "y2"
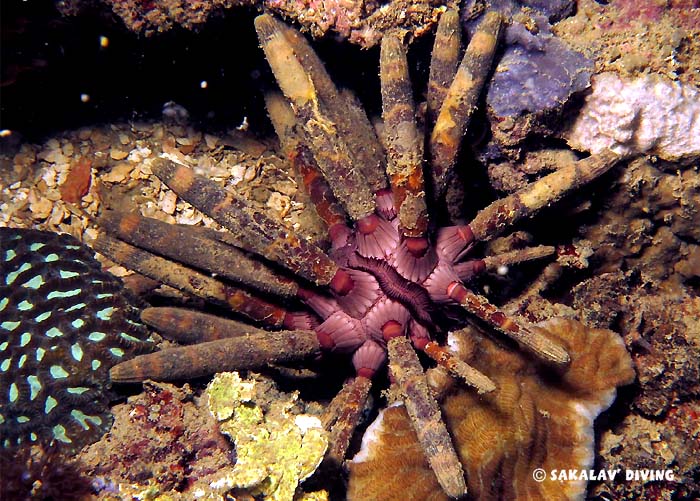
[{"x1": 0, "y1": 0, "x2": 397, "y2": 142}]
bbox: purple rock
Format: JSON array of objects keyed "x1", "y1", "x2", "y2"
[
  {"x1": 463, "y1": 0, "x2": 575, "y2": 24},
  {"x1": 462, "y1": 3, "x2": 593, "y2": 119},
  {"x1": 487, "y1": 34, "x2": 594, "y2": 117}
]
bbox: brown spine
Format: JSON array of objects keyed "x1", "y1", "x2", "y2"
[
  {"x1": 422, "y1": 341, "x2": 496, "y2": 394},
  {"x1": 388, "y1": 336, "x2": 467, "y2": 498},
  {"x1": 150, "y1": 158, "x2": 339, "y2": 286},
  {"x1": 482, "y1": 245, "x2": 556, "y2": 270},
  {"x1": 337, "y1": 88, "x2": 389, "y2": 194},
  {"x1": 93, "y1": 234, "x2": 289, "y2": 327},
  {"x1": 427, "y1": 8, "x2": 462, "y2": 126},
  {"x1": 324, "y1": 376, "x2": 372, "y2": 469},
  {"x1": 469, "y1": 151, "x2": 621, "y2": 242},
  {"x1": 100, "y1": 210, "x2": 299, "y2": 297},
  {"x1": 449, "y1": 283, "x2": 570, "y2": 366},
  {"x1": 255, "y1": 14, "x2": 376, "y2": 221},
  {"x1": 141, "y1": 307, "x2": 269, "y2": 344},
  {"x1": 277, "y1": 21, "x2": 388, "y2": 194},
  {"x1": 380, "y1": 33, "x2": 429, "y2": 239},
  {"x1": 429, "y1": 11, "x2": 503, "y2": 197},
  {"x1": 110, "y1": 329, "x2": 320, "y2": 383},
  {"x1": 265, "y1": 91, "x2": 349, "y2": 235}
]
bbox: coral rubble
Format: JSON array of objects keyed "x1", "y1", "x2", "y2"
[
  {"x1": 0, "y1": 228, "x2": 153, "y2": 452},
  {"x1": 570, "y1": 274, "x2": 700, "y2": 499},
  {"x1": 80, "y1": 381, "x2": 232, "y2": 499},
  {"x1": 555, "y1": 0, "x2": 700, "y2": 87},
  {"x1": 348, "y1": 318, "x2": 635, "y2": 501},
  {"x1": 580, "y1": 156, "x2": 700, "y2": 292}
]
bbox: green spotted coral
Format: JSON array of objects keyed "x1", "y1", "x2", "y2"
[
  {"x1": 206, "y1": 372, "x2": 328, "y2": 501},
  {"x1": 0, "y1": 227, "x2": 153, "y2": 452}
]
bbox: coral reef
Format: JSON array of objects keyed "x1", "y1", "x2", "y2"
[
  {"x1": 2, "y1": 1, "x2": 699, "y2": 499},
  {"x1": 347, "y1": 318, "x2": 635, "y2": 500},
  {"x1": 566, "y1": 72, "x2": 700, "y2": 161},
  {"x1": 0, "y1": 228, "x2": 153, "y2": 452},
  {"x1": 86, "y1": 10, "x2": 632, "y2": 498},
  {"x1": 554, "y1": 0, "x2": 700, "y2": 87},
  {"x1": 78, "y1": 376, "x2": 328, "y2": 500},
  {"x1": 206, "y1": 372, "x2": 328, "y2": 501},
  {"x1": 57, "y1": 0, "x2": 449, "y2": 47}
]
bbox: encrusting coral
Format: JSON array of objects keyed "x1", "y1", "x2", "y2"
[
  {"x1": 348, "y1": 318, "x2": 635, "y2": 501},
  {"x1": 206, "y1": 372, "x2": 328, "y2": 501},
  {"x1": 566, "y1": 72, "x2": 700, "y2": 161}
]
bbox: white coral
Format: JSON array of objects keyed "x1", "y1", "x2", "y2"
[{"x1": 567, "y1": 72, "x2": 700, "y2": 161}]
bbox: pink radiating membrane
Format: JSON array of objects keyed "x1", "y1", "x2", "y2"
[
  {"x1": 454, "y1": 259, "x2": 486, "y2": 282},
  {"x1": 423, "y1": 262, "x2": 462, "y2": 304},
  {"x1": 375, "y1": 188, "x2": 397, "y2": 221},
  {"x1": 352, "y1": 339, "x2": 388, "y2": 378},
  {"x1": 283, "y1": 311, "x2": 319, "y2": 330},
  {"x1": 409, "y1": 320, "x2": 431, "y2": 350},
  {"x1": 435, "y1": 225, "x2": 474, "y2": 262},
  {"x1": 329, "y1": 223, "x2": 352, "y2": 250},
  {"x1": 362, "y1": 297, "x2": 410, "y2": 342},
  {"x1": 391, "y1": 239, "x2": 439, "y2": 283},
  {"x1": 335, "y1": 269, "x2": 382, "y2": 318},
  {"x1": 316, "y1": 311, "x2": 366, "y2": 352},
  {"x1": 355, "y1": 214, "x2": 400, "y2": 259},
  {"x1": 298, "y1": 287, "x2": 341, "y2": 320},
  {"x1": 330, "y1": 268, "x2": 355, "y2": 296}
]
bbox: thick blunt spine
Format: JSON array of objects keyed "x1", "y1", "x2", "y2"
[
  {"x1": 100, "y1": 210, "x2": 299, "y2": 298},
  {"x1": 482, "y1": 245, "x2": 557, "y2": 270},
  {"x1": 469, "y1": 151, "x2": 622, "y2": 242},
  {"x1": 276, "y1": 21, "x2": 388, "y2": 194},
  {"x1": 429, "y1": 11, "x2": 504, "y2": 197},
  {"x1": 421, "y1": 341, "x2": 496, "y2": 394},
  {"x1": 388, "y1": 336, "x2": 468, "y2": 498},
  {"x1": 110, "y1": 330, "x2": 320, "y2": 383},
  {"x1": 323, "y1": 376, "x2": 373, "y2": 469},
  {"x1": 265, "y1": 91, "x2": 350, "y2": 243},
  {"x1": 427, "y1": 8, "x2": 462, "y2": 125},
  {"x1": 93, "y1": 235, "x2": 289, "y2": 327},
  {"x1": 255, "y1": 14, "x2": 376, "y2": 221},
  {"x1": 449, "y1": 283, "x2": 570, "y2": 366},
  {"x1": 140, "y1": 307, "x2": 270, "y2": 344},
  {"x1": 151, "y1": 158, "x2": 340, "y2": 287},
  {"x1": 380, "y1": 33, "x2": 429, "y2": 239}
]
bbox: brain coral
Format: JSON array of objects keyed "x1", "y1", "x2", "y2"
[
  {"x1": 348, "y1": 318, "x2": 635, "y2": 501},
  {"x1": 0, "y1": 228, "x2": 153, "y2": 452}
]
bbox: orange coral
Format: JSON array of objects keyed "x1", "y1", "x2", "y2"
[{"x1": 348, "y1": 318, "x2": 635, "y2": 501}]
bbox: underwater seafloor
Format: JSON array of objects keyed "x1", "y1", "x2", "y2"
[{"x1": 1, "y1": 0, "x2": 699, "y2": 500}]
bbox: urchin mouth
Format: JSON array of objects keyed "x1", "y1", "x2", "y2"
[{"x1": 348, "y1": 251, "x2": 435, "y2": 330}]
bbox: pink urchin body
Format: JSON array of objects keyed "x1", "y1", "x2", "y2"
[{"x1": 294, "y1": 208, "x2": 479, "y2": 379}]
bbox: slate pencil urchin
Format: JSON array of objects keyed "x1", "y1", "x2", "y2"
[{"x1": 94, "y1": 10, "x2": 625, "y2": 498}]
